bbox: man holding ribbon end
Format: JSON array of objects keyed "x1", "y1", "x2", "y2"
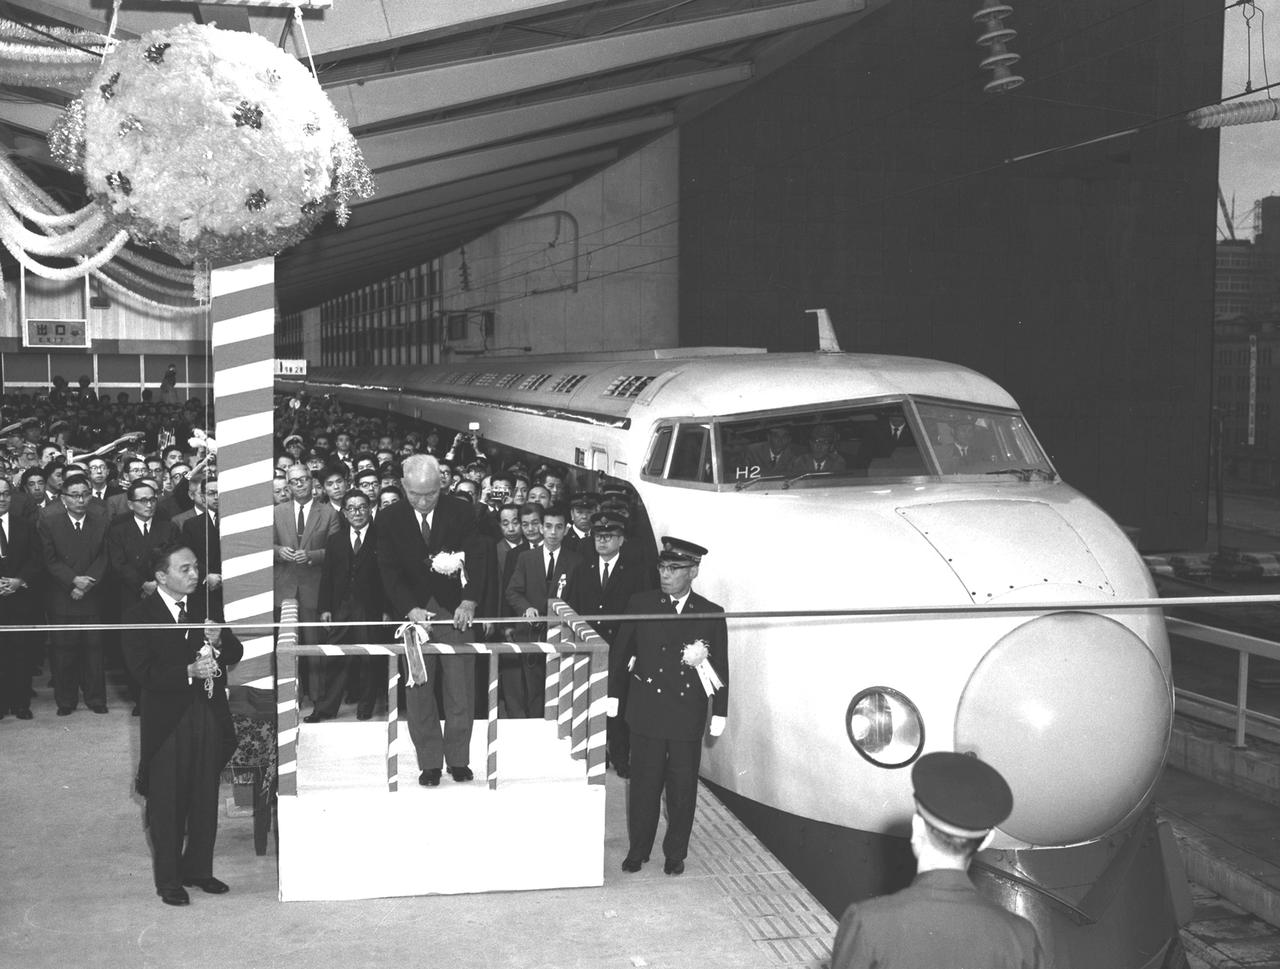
[
  {"x1": 123, "y1": 544, "x2": 243, "y2": 907},
  {"x1": 377, "y1": 454, "x2": 489, "y2": 787},
  {"x1": 608, "y1": 537, "x2": 728, "y2": 876},
  {"x1": 830, "y1": 751, "x2": 1044, "y2": 969}
]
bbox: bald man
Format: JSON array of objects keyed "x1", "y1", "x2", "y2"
[{"x1": 376, "y1": 455, "x2": 490, "y2": 785}]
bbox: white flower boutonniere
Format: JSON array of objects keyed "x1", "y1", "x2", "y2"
[
  {"x1": 430, "y1": 550, "x2": 466, "y2": 584},
  {"x1": 681, "y1": 639, "x2": 722, "y2": 698}
]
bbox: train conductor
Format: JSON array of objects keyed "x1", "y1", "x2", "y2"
[
  {"x1": 830, "y1": 752, "x2": 1044, "y2": 969},
  {"x1": 608, "y1": 537, "x2": 728, "y2": 876},
  {"x1": 123, "y1": 545, "x2": 243, "y2": 907}
]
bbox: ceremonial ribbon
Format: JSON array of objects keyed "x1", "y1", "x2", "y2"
[{"x1": 395, "y1": 617, "x2": 434, "y2": 688}]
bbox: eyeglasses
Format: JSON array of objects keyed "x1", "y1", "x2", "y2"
[
  {"x1": 64, "y1": 491, "x2": 91, "y2": 500},
  {"x1": 657, "y1": 563, "x2": 693, "y2": 573},
  {"x1": 130, "y1": 496, "x2": 159, "y2": 503}
]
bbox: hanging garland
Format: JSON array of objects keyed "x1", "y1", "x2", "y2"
[{"x1": 49, "y1": 22, "x2": 374, "y2": 266}]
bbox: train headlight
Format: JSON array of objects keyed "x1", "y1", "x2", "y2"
[{"x1": 846, "y1": 687, "x2": 924, "y2": 768}]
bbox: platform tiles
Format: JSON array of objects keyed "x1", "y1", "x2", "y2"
[{"x1": 281, "y1": 716, "x2": 603, "y2": 900}]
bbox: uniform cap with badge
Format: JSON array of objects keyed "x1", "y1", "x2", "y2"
[
  {"x1": 590, "y1": 511, "x2": 626, "y2": 535},
  {"x1": 571, "y1": 491, "x2": 602, "y2": 509},
  {"x1": 911, "y1": 751, "x2": 1012, "y2": 839},
  {"x1": 658, "y1": 536, "x2": 708, "y2": 567}
]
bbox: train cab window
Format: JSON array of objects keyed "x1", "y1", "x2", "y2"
[
  {"x1": 644, "y1": 425, "x2": 673, "y2": 476},
  {"x1": 667, "y1": 424, "x2": 714, "y2": 483},
  {"x1": 915, "y1": 402, "x2": 1053, "y2": 478}
]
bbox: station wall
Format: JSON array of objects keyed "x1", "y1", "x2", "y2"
[{"x1": 676, "y1": 0, "x2": 1222, "y2": 550}]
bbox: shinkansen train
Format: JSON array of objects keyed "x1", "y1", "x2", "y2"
[{"x1": 283, "y1": 340, "x2": 1186, "y2": 969}]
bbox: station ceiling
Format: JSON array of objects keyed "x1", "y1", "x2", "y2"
[{"x1": 1, "y1": 0, "x2": 883, "y2": 313}]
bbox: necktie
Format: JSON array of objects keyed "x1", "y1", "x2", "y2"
[
  {"x1": 297, "y1": 504, "x2": 306, "y2": 539},
  {"x1": 420, "y1": 513, "x2": 431, "y2": 548},
  {"x1": 353, "y1": 529, "x2": 363, "y2": 555},
  {"x1": 142, "y1": 521, "x2": 149, "y2": 537},
  {"x1": 546, "y1": 552, "x2": 556, "y2": 584},
  {"x1": 209, "y1": 512, "x2": 216, "y2": 527},
  {"x1": 74, "y1": 519, "x2": 82, "y2": 532},
  {"x1": 601, "y1": 560, "x2": 610, "y2": 586},
  {"x1": 176, "y1": 599, "x2": 187, "y2": 624},
  {"x1": 0, "y1": 518, "x2": 8, "y2": 557}
]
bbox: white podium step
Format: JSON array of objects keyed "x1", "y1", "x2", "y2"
[{"x1": 280, "y1": 716, "x2": 605, "y2": 900}]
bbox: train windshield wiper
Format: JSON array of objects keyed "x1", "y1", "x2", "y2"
[
  {"x1": 734, "y1": 473, "x2": 786, "y2": 491},
  {"x1": 985, "y1": 467, "x2": 1057, "y2": 481}
]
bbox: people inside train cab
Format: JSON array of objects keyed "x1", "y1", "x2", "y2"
[
  {"x1": 830, "y1": 752, "x2": 1044, "y2": 969},
  {"x1": 743, "y1": 424, "x2": 800, "y2": 477},
  {"x1": 790, "y1": 423, "x2": 847, "y2": 475}
]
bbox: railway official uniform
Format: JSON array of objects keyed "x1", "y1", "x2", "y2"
[
  {"x1": 831, "y1": 752, "x2": 1044, "y2": 969},
  {"x1": 610, "y1": 537, "x2": 728, "y2": 875}
]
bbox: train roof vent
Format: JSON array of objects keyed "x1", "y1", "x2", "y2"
[
  {"x1": 519, "y1": 373, "x2": 552, "y2": 391},
  {"x1": 467, "y1": 372, "x2": 506, "y2": 387},
  {"x1": 603, "y1": 374, "x2": 657, "y2": 398},
  {"x1": 443, "y1": 372, "x2": 470, "y2": 385},
  {"x1": 494, "y1": 373, "x2": 522, "y2": 389},
  {"x1": 550, "y1": 374, "x2": 588, "y2": 394}
]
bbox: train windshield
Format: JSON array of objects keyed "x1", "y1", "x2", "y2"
[{"x1": 717, "y1": 400, "x2": 1054, "y2": 488}]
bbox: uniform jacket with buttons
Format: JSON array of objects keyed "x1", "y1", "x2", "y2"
[{"x1": 609, "y1": 588, "x2": 728, "y2": 741}]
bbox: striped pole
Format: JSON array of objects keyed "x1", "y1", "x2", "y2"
[
  {"x1": 211, "y1": 257, "x2": 276, "y2": 717},
  {"x1": 487, "y1": 647, "x2": 499, "y2": 790},
  {"x1": 386, "y1": 659, "x2": 399, "y2": 793},
  {"x1": 544, "y1": 619, "x2": 561, "y2": 722},
  {"x1": 585, "y1": 635, "x2": 607, "y2": 786},
  {"x1": 571, "y1": 654, "x2": 589, "y2": 758},
  {"x1": 276, "y1": 598, "x2": 299, "y2": 797}
]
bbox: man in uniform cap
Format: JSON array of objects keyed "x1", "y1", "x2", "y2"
[
  {"x1": 830, "y1": 751, "x2": 1044, "y2": 969},
  {"x1": 562, "y1": 492, "x2": 600, "y2": 556},
  {"x1": 608, "y1": 537, "x2": 728, "y2": 875},
  {"x1": 574, "y1": 511, "x2": 655, "y2": 776}
]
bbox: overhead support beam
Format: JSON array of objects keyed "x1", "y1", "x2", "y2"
[
  {"x1": 368, "y1": 115, "x2": 666, "y2": 201},
  {"x1": 285, "y1": 176, "x2": 573, "y2": 257},
  {"x1": 5, "y1": 0, "x2": 604, "y2": 60},
  {"x1": 326, "y1": 0, "x2": 865, "y2": 129},
  {"x1": 348, "y1": 151, "x2": 620, "y2": 223},
  {"x1": 358, "y1": 64, "x2": 750, "y2": 171}
]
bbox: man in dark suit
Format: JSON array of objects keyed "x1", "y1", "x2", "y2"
[
  {"x1": 107, "y1": 479, "x2": 179, "y2": 715},
  {"x1": 311, "y1": 489, "x2": 385, "y2": 722},
  {"x1": 742, "y1": 425, "x2": 801, "y2": 476},
  {"x1": 609, "y1": 537, "x2": 728, "y2": 876},
  {"x1": 0, "y1": 477, "x2": 42, "y2": 719},
  {"x1": 123, "y1": 545, "x2": 243, "y2": 907},
  {"x1": 38, "y1": 471, "x2": 110, "y2": 715},
  {"x1": 505, "y1": 502, "x2": 581, "y2": 718},
  {"x1": 181, "y1": 477, "x2": 222, "y2": 620},
  {"x1": 561, "y1": 492, "x2": 599, "y2": 556},
  {"x1": 831, "y1": 752, "x2": 1044, "y2": 969},
  {"x1": 486, "y1": 502, "x2": 528, "y2": 716},
  {"x1": 377, "y1": 454, "x2": 489, "y2": 786},
  {"x1": 572, "y1": 511, "x2": 655, "y2": 776}
]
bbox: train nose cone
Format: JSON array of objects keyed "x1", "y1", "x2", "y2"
[{"x1": 955, "y1": 611, "x2": 1171, "y2": 846}]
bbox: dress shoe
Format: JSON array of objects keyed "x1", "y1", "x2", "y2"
[
  {"x1": 664, "y1": 859, "x2": 685, "y2": 875},
  {"x1": 14, "y1": 709, "x2": 32, "y2": 720},
  {"x1": 621, "y1": 856, "x2": 644, "y2": 873},
  {"x1": 303, "y1": 712, "x2": 333, "y2": 724},
  {"x1": 419, "y1": 769, "x2": 441, "y2": 787},
  {"x1": 355, "y1": 708, "x2": 373, "y2": 721},
  {"x1": 159, "y1": 886, "x2": 190, "y2": 906},
  {"x1": 182, "y1": 876, "x2": 229, "y2": 895},
  {"x1": 448, "y1": 766, "x2": 474, "y2": 782},
  {"x1": 56, "y1": 706, "x2": 74, "y2": 717},
  {"x1": 615, "y1": 763, "x2": 630, "y2": 779},
  {"x1": 89, "y1": 705, "x2": 108, "y2": 714},
  {"x1": 132, "y1": 704, "x2": 141, "y2": 717}
]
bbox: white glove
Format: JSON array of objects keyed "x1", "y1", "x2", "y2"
[
  {"x1": 709, "y1": 715, "x2": 726, "y2": 737},
  {"x1": 606, "y1": 697, "x2": 619, "y2": 718}
]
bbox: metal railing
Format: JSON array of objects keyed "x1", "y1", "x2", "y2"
[
  {"x1": 274, "y1": 597, "x2": 609, "y2": 796},
  {"x1": 1166, "y1": 615, "x2": 1280, "y2": 748}
]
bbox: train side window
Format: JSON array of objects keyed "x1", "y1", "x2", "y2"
[
  {"x1": 644, "y1": 425, "x2": 674, "y2": 476},
  {"x1": 668, "y1": 424, "x2": 713, "y2": 483}
]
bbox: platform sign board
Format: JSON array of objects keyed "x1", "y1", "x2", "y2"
[
  {"x1": 275, "y1": 358, "x2": 308, "y2": 376},
  {"x1": 24, "y1": 320, "x2": 89, "y2": 349}
]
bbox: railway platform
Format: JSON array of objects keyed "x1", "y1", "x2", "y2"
[{"x1": 0, "y1": 681, "x2": 836, "y2": 969}]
